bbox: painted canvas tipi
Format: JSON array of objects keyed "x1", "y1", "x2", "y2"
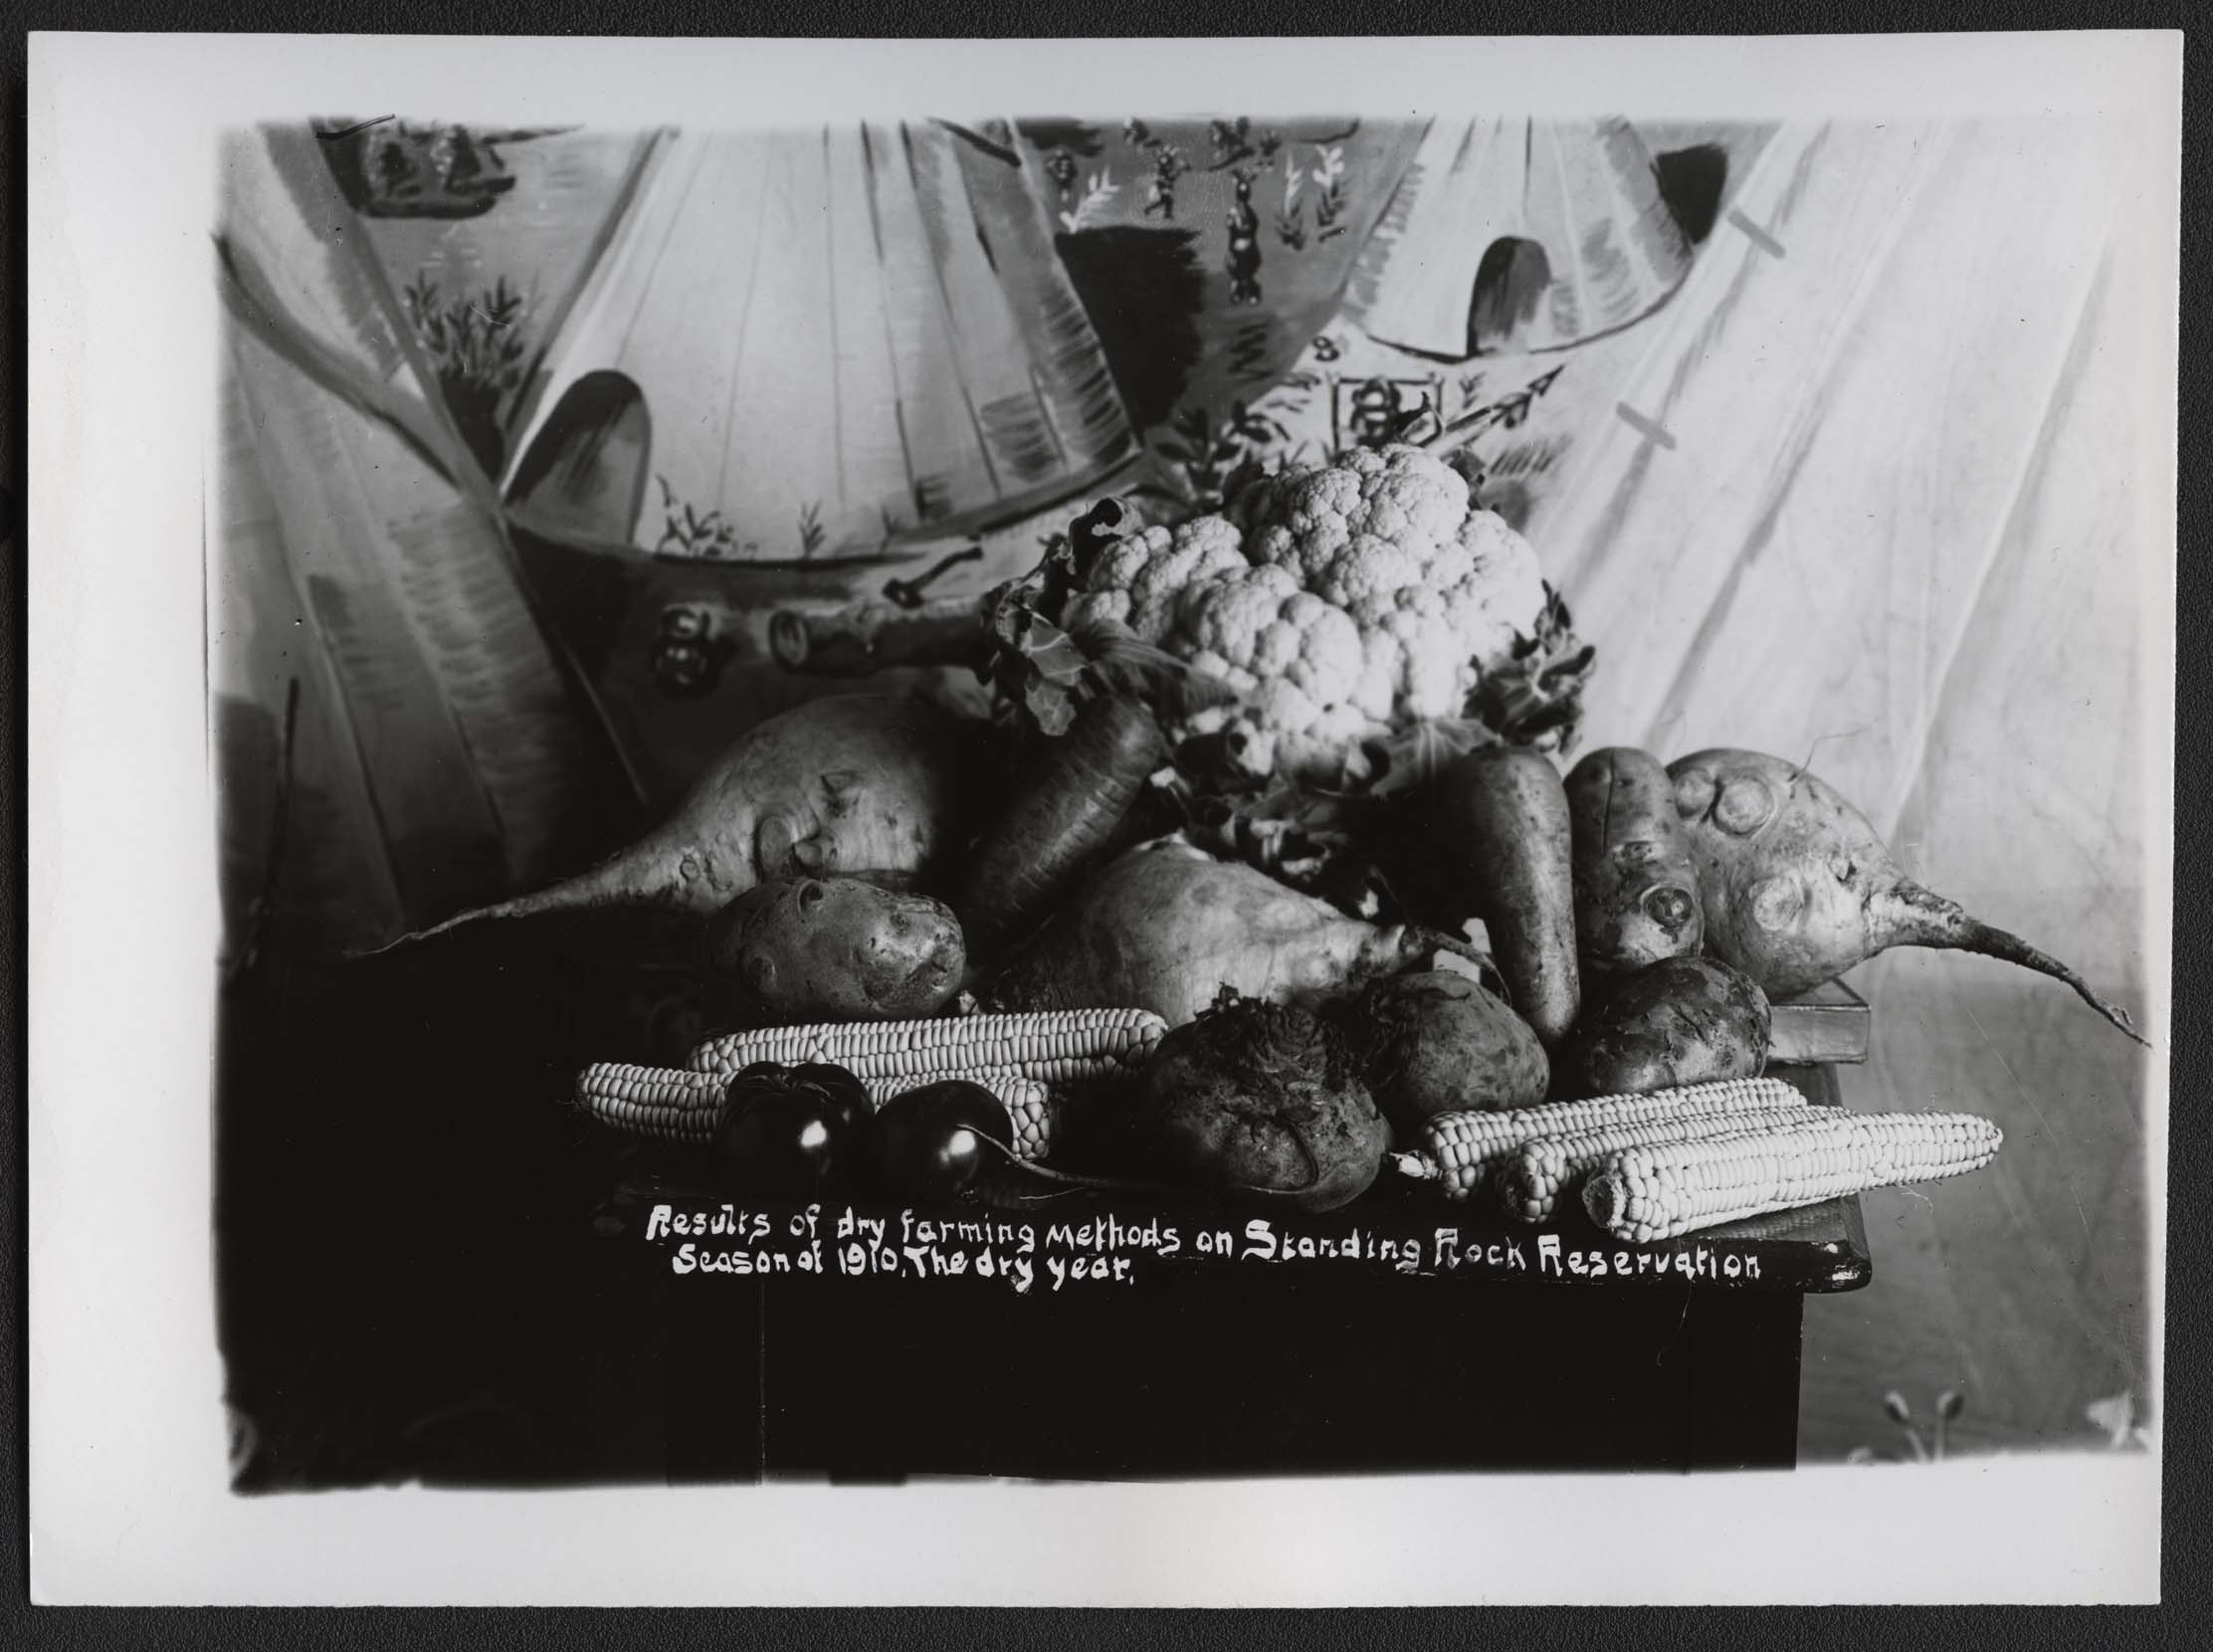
[
  {"x1": 1347, "y1": 116, "x2": 1695, "y2": 359},
  {"x1": 502, "y1": 119, "x2": 1139, "y2": 562}
]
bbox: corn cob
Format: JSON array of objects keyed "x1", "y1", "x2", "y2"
[
  {"x1": 574, "y1": 1063, "x2": 729, "y2": 1145},
  {"x1": 1583, "y1": 1110, "x2": 2003, "y2": 1243},
  {"x1": 1418, "y1": 1078, "x2": 1811, "y2": 1201},
  {"x1": 688, "y1": 1008, "x2": 1166, "y2": 1089},
  {"x1": 1498, "y1": 1105, "x2": 1815, "y2": 1224},
  {"x1": 865, "y1": 1068, "x2": 1053, "y2": 1162}
]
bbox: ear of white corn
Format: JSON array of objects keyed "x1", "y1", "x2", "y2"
[
  {"x1": 688, "y1": 1008, "x2": 1165, "y2": 1089},
  {"x1": 1583, "y1": 1110, "x2": 2004, "y2": 1242},
  {"x1": 864, "y1": 1068, "x2": 1052, "y2": 1162},
  {"x1": 575, "y1": 1063, "x2": 730, "y2": 1145},
  {"x1": 1497, "y1": 1105, "x2": 1815, "y2": 1224},
  {"x1": 1419, "y1": 1077, "x2": 1811, "y2": 1201}
]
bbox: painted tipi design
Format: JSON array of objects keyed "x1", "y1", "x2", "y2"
[
  {"x1": 1347, "y1": 116, "x2": 1695, "y2": 359},
  {"x1": 502, "y1": 119, "x2": 1139, "y2": 563}
]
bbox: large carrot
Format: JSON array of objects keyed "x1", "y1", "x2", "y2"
[
  {"x1": 1668, "y1": 747, "x2": 2145, "y2": 1044},
  {"x1": 1435, "y1": 746, "x2": 1581, "y2": 1048},
  {"x1": 955, "y1": 695, "x2": 1169, "y2": 957}
]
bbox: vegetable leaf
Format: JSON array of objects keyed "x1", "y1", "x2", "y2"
[
  {"x1": 1365, "y1": 719, "x2": 1501, "y2": 798},
  {"x1": 1069, "y1": 614, "x2": 1241, "y2": 721},
  {"x1": 1149, "y1": 764, "x2": 1401, "y2": 923}
]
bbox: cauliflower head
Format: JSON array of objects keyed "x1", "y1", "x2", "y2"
[
  {"x1": 1063, "y1": 516, "x2": 1246, "y2": 645},
  {"x1": 1070, "y1": 445, "x2": 1560, "y2": 782}
]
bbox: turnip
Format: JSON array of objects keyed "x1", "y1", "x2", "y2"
[
  {"x1": 1668, "y1": 747, "x2": 2145, "y2": 1045},
  {"x1": 985, "y1": 837, "x2": 1471, "y2": 1028},
  {"x1": 372, "y1": 694, "x2": 979, "y2": 948}
]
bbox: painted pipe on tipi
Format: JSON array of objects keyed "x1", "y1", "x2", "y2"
[
  {"x1": 501, "y1": 118, "x2": 1139, "y2": 564},
  {"x1": 1346, "y1": 116, "x2": 1696, "y2": 359}
]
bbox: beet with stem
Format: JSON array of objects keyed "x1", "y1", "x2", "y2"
[
  {"x1": 1667, "y1": 747, "x2": 2144, "y2": 1045},
  {"x1": 367, "y1": 694, "x2": 977, "y2": 949}
]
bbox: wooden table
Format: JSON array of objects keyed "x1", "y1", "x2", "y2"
[{"x1": 589, "y1": 1065, "x2": 1869, "y2": 1481}]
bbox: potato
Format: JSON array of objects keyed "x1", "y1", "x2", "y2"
[
  {"x1": 1341, "y1": 971, "x2": 1549, "y2": 1128},
  {"x1": 1566, "y1": 746, "x2": 1704, "y2": 978},
  {"x1": 1557, "y1": 955, "x2": 1771, "y2": 1098},
  {"x1": 704, "y1": 876, "x2": 965, "y2": 1023}
]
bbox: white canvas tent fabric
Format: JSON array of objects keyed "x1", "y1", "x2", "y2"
[
  {"x1": 503, "y1": 120, "x2": 1137, "y2": 560},
  {"x1": 1515, "y1": 114, "x2": 2167, "y2": 1444},
  {"x1": 214, "y1": 124, "x2": 640, "y2": 951},
  {"x1": 1346, "y1": 115, "x2": 1695, "y2": 358}
]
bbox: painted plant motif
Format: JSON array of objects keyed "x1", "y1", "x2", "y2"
[{"x1": 401, "y1": 271, "x2": 534, "y2": 475}]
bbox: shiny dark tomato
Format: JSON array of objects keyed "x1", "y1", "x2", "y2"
[
  {"x1": 870, "y1": 1081, "x2": 1014, "y2": 1204},
  {"x1": 787, "y1": 1062, "x2": 872, "y2": 1139},
  {"x1": 723, "y1": 1060, "x2": 871, "y2": 1141},
  {"x1": 715, "y1": 1079, "x2": 866, "y2": 1199}
]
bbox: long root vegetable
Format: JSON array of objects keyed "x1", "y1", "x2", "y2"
[
  {"x1": 986, "y1": 837, "x2": 1465, "y2": 1027},
  {"x1": 372, "y1": 694, "x2": 977, "y2": 947},
  {"x1": 1435, "y1": 746, "x2": 1581, "y2": 1047},
  {"x1": 1668, "y1": 747, "x2": 2144, "y2": 1044},
  {"x1": 703, "y1": 877, "x2": 965, "y2": 1023},
  {"x1": 955, "y1": 695, "x2": 1169, "y2": 958},
  {"x1": 1567, "y1": 746, "x2": 1704, "y2": 978}
]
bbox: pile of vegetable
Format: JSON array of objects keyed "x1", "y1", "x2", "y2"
[{"x1": 375, "y1": 444, "x2": 2139, "y2": 1233}]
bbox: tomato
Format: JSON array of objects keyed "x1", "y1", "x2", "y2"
[
  {"x1": 724, "y1": 1060, "x2": 871, "y2": 1137},
  {"x1": 715, "y1": 1061, "x2": 871, "y2": 1198},
  {"x1": 869, "y1": 1081, "x2": 1014, "y2": 1204},
  {"x1": 787, "y1": 1063, "x2": 872, "y2": 1139}
]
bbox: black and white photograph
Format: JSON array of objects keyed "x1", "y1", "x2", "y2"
[{"x1": 28, "y1": 31, "x2": 2176, "y2": 1606}]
